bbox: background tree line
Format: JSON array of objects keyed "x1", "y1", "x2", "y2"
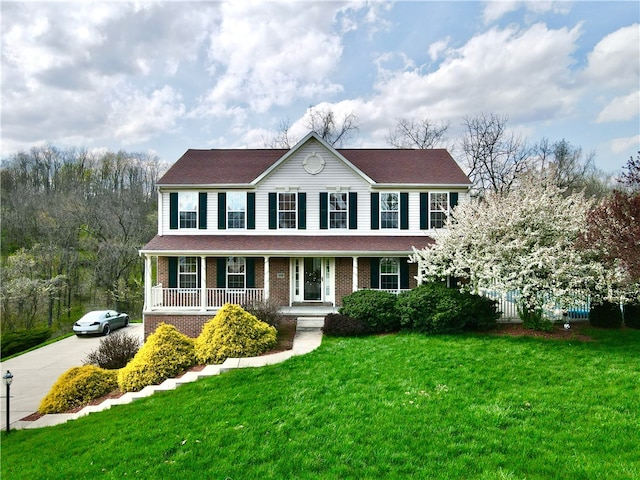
[{"x1": 1, "y1": 146, "x2": 161, "y2": 333}]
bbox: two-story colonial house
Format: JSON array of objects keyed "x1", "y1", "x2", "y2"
[{"x1": 140, "y1": 131, "x2": 471, "y2": 337}]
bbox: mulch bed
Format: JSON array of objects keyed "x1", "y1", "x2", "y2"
[
  {"x1": 486, "y1": 322, "x2": 593, "y2": 342},
  {"x1": 21, "y1": 319, "x2": 298, "y2": 422}
]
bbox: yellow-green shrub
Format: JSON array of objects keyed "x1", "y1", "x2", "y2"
[
  {"x1": 39, "y1": 365, "x2": 118, "y2": 414},
  {"x1": 195, "y1": 303, "x2": 277, "y2": 364},
  {"x1": 118, "y1": 323, "x2": 195, "y2": 392}
]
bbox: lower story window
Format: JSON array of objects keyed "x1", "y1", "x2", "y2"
[
  {"x1": 227, "y1": 256, "x2": 246, "y2": 289},
  {"x1": 179, "y1": 257, "x2": 198, "y2": 288},
  {"x1": 380, "y1": 257, "x2": 399, "y2": 290}
]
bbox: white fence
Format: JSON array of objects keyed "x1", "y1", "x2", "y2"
[{"x1": 479, "y1": 289, "x2": 590, "y2": 321}]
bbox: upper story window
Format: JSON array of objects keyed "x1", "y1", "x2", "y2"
[
  {"x1": 227, "y1": 192, "x2": 246, "y2": 229},
  {"x1": 380, "y1": 192, "x2": 399, "y2": 229},
  {"x1": 278, "y1": 192, "x2": 297, "y2": 229},
  {"x1": 380, "y1": 257, "x2": 400, "y2": 290},
  {"x1": 329, "y1": 192, "x2": 348, "y2": 229},
  {"x1": 226, "y1": 256, "x2": 246, "y2": 289},
  {"x1": 430, "y1": 192, "x2": 449, "y2": 229},
  {"x1": 179, "y1": 192, "x2": 198, "y2": 229},
  {"x1": 178, "y1": 256, "x2": 198, "y2": 288}
]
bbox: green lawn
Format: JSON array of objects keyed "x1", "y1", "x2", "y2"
[{"x1": 2, "y1": 328, "x2": 639, "y2": 479}]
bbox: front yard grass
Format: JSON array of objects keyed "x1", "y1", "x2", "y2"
[{"x1": 2, "y1": 328, "x2": 639, "y2": 479}]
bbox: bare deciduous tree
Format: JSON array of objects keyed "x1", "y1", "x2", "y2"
[
  {"x1": 461, "y1": 113, "x2": 533, "y2": 195},
  {"x1": 386, "y1": 117, "x2": 450, "y2": 149},
  {"x1": 263, "y1": 107, "x2": 359, "y2": 149}
]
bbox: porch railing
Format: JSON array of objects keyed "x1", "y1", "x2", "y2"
[{"x1": 149, "y1": 286, "x2": 264, "y2": 310}]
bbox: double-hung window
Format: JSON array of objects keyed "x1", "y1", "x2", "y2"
[
  {"x1": 278, "y1": 192, "x2": 297, "y2": 229},
  {"x1": 380, "y1": 193, "x2": 399, "y2": 229},
  {"x1": 179, "y1": 192, "x2": 197, "y2": 229},
  {"x1": 227, "y1": 192, "x2": 246, "y2": 229},
  {"x1": 178, "y1": 257, "x2": 198, "y2": 289},
  {"x1": 226, "y1": 257, "x2": 246, "y2": 289},
  {"x1": 329, "y1": 192, "x2": 348, "y2": 229},
  {"x1": 429, "y1": 192, "x2": 449, "y2": 229},
  {"x1": 380, "y1": 258, "x2": 400, "y2": 290}
]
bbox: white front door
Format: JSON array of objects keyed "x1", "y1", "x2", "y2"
[{"x1": 292, "y1": 258, "x2": 334, "y2": 304}]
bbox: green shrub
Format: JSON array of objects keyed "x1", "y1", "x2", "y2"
[
  {"x1": 589, "y1": 301, "x2": 623, "y2": 329},
  {"x1": 242, "y1": 298, "x2": 283, "y2": 328},
  {"x1": 396, "y1": 284, "x2": 498, "y2": 334},
  {"x1": 339, "y1": 290, "x2": 400, "y2": 333},
  {"x1": 461, "y1": 294, "x2": 500, "y2": 331},
  {"x1": 195, "y1": 304, "x2": 277, "y2": 364},
  {"x1": 518, "y1": 305, "x2": 553, "y2": 332},
  {"x1": 39, "y1": 365, "x2": 118, "y2": 414},
  {"x1": 323, "y1": 313, "x2": 371, "y2": 337},
  {"x1": 397, "y1": 283, "x2": 467, "y2": 334},
  {"x1": 118, "y1": 323, "x2": 195, "y2": 392},
  {"x1": 1, "y1": 326, "x2": 52, "y2": 358},
  {"x1": 623, "y1": 303, "x2": 640, "y2": 329},
  {"x1": 84, "y1": 331, "x2": 141, "y2": 370}
]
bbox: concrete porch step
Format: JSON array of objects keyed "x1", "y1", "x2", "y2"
[{"x1": 297, "y1": 317, "x2": 325, "y2": 331}]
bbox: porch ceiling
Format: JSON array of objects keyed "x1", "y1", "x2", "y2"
[{"x1": 140, "y1": 234, "x2": 434, "y2": 256}]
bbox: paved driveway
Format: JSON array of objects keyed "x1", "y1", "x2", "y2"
[{"x1": 0, "y1": 323, "x2": 143, "y2": 429}]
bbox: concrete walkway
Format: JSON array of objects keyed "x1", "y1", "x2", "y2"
[{"x1": 9, "y1": 318, "x2": 323, "y2": 430}]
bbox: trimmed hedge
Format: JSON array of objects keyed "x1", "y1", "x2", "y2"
[
  {"x1": 118, "y1": 323, "x2": 195, "y2": 392},
  {"x1": 1, "y1": 326, "x2": 52, "y2": 358},
  {"x1": 39, "y1": 365, "x2": 118, "y2": 414},
  {"x1": 589, "y1": 301, "x2": 623, "y2": 329},
  {"x1": 323, "y1": 313, "x2": 371, "y2": 337},
  {"x1": 398, "y1": 283, "x2": 500, "y2": 334},
  {"x1": 623, "y1": 303, "x2": 640, "y2": 329},
  {"x1": 195, "y1": 304, "x2": 277, "y2": 365},
  {"x1": 339, "y1": 290, "x2": 401, "y2": 333}
]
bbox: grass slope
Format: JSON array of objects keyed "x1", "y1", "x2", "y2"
[{"x1": 2, "y1": 329, "x2": 639, "y2": 479}]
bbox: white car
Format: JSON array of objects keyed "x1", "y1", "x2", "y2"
[{"x1": 73, "y1": 310, "x2": 130, "y2": 336}]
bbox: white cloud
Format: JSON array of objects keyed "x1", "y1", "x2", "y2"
[
  {"x1": 596, "y1": 91, "x2": 640, "y2": 123},
  {"x1": 194, "y1": 1, "x2": 345, "y2": 117},
  {"x1": 483, "y1": 1, "x2": 570, "y2": 24},
  {"x1": 370, "y1": 23, "x2": 582, "y2": 124},
  {"x1": 428, "y1": 38, "x2": 451, "y2": 62},
  {"x1": 610, "y1": 134, "x2": 640, "y2": 155},
  {"x1": 111, "y1": 86, "x2": 186, "y2": 144},
  {"x1": 584, "y1": 24, "x2": 640, "y2": 90}
]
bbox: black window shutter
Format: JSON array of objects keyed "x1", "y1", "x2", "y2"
[
  {"x1": 349, "y1": 192, "x2": 357, "y2": 229},
  {"x1": 168, "y1": 257, "x2": 178, "y2": 288},
  {"x1": 170, "y1": 193, "x2": 178, "y2": 230},
  {"x1": 217, "y1": 258, "x2": 226, "y2": 288},
  {"x1": 268, "y1": 193, "x2": 277, "y2": 229},
  {"x1": 218, "y1": 192, "x2": 226, "y2": 230},
  {"x1": 400, "y1": 258, "x2": 410, "y2": 290},
  {"x1": 298, "y1": 192, "x2": 306, "y2": 229},
  {"x1": 420, "y1": 193, "x2": 428, "y2": 229},
  {"x1": 370, "y1": 193, "x2": 379, "y2": 230},
  {"x1": 199, "y1": 193, "x2": 207, "y2": 229},
  {"x1": 400, "y1": 192, "x2": 409, "y2": 230},
  {"x1": 247, "y1": 192, "x2": 256, "y2": 230},
  {"x1": 370, "y1": 258, "x2": 380, "y2": 289},
  {"x1": 319, "y1": 192, "x2": 328, "y2": 229},
  {"x1": 449, "y1": 192, "x2": 459, "y2": 209},
  {"x1": 246, "y1": 258, "x2": 256, "y2": 288}
]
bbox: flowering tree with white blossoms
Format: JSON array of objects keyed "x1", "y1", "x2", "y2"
[{"x1": 411, "y1": 172, "x2": 603, "y2": 326}]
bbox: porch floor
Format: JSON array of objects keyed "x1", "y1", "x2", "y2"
[{"x1": 280, "y1": 305, "x2": 338, "y2": 316}]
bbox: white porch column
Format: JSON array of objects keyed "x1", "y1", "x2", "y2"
[
  {"x1": 144, "y1": 254, "x2": 152, "y2": 310},
  {"x1": 200, "y1": 256, "x2": 207, "y2": 311},
  {"x1": 352, "y1": 256, "x2": 359, "y2": 292},
  {"x1": 264, "y1": 256, "x2": 270, "y2": 301}
]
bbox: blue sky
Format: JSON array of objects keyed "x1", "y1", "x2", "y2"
[{"x1": 2, "y1": 1, "x2": 638, "y2": 173}]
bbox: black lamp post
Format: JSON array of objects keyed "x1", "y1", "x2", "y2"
[{"x1": 3, "y1": 370, "x2": 13, "y2": 433}]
